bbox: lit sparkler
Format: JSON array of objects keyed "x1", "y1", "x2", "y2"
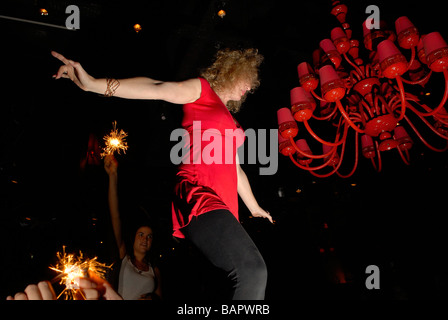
[
  {"x1": 49, "y1": 246, "x2": 112, "y2": 300},
  {"x1": 101, "y1": 120, "x2": 128, "y2": 158}
]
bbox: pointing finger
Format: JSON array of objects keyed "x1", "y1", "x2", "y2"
[{"x1": 51, "y1": 51, "x2": 71, "y2": 65}]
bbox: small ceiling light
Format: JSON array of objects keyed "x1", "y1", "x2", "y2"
[
  {"x1": 40, "y1": 8, "x2": 48, "y2": 16},
  {"x1": 133, "y1": 24, "x2": 142, "y2": 33},
  {"x1": 217, "y1": 9, "x2": 226, "y2": 18}
]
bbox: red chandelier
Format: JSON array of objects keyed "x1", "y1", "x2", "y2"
[{"x1": 277, "y1": 0, "x2": 448, "y2": 178}]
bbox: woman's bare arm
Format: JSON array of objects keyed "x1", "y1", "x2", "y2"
[{"x1": 51, "y1": 51, "x2": 201, "y2": 104}]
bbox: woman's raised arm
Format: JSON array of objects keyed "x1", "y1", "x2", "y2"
[{"x1": 51, "y1": 51, "x2": 201, "y2": 104}]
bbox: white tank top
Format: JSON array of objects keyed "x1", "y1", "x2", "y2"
[{"x1": 118, "y1": 255, "x2": 156, "y2": 300}]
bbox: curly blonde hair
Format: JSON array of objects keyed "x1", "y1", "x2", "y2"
[{"x1": 200, "y1": 48, "x2": 264, "y2": 113}]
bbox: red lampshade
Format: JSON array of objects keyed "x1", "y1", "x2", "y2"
[
  {"x1": 331, "y1": 27, "x2": 350, "y2": 54},
  {"x1": 278, "y1": 132, "x2": 296, "y2": 156},
  {"x1": 417, "y1": 35, "x2": 427, "y2": 64},
  {"x1": 408, "y1": 59, "x2": 429, "y2": 86},
  {"x1": 377, "y1": 39, "x2": 407, "y2": 78},
  {"x1": 361, "y1": 135, "x2": 375, "y2": 158},
  {"x1": 295, "y1": 139, "x2": 313, "y2": 165},
  {"x1": 362, "y1": 18, "x2": 384, "y2": 51},
  {"x1": 277, "y1": 107, "x2": 298, "y2": 138},
  {"x1": 297, "y1": 62, "x2": 319, "y2": 91},
  {"x1": 395, "y1": 16, "x2": 419, "y2": 49},
  {"x1": 290, "y1": 87, "x2": 316, "y2": 121},
  {"x1": 331, "y1": 2, "x2": 347, "y2": 24},
  {"x1": 393, "y1": 126, "x2": 413, "y2": 150},
  {"x1": 318, "y1": 65, "x2": 346, "y2": 102},
  {"x1": 320, "y1": 39, "x2": 342, "y2": 68},
  {"x1": 423, "y1": 32, "x2": 448, "y2": 72},
  {"x1": 322, "y1": 144, "x2": 339, "y2": 166},
  {"x1": 348, "y1": 39, "x2": 363, "y2": 65}
]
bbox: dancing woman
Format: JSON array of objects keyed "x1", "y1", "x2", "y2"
[{"x1": 52, "y1": 48, "x2": 273, "y2": 299}]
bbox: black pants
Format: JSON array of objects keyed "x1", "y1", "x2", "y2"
[{"x1": 183, "y1": 209, "x2": 267, "y2": 300}]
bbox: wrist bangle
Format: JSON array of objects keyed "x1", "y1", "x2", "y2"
[{"x1": 105, "y1": 78, "x2": 120, "y2": 97}]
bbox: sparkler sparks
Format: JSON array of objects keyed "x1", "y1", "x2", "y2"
[
  {"x1": 101, "y1": 121, "x2": 129, "y2": 158},
  {"x1": 49, "y1": 246, "x2": 112, "y2": 300}
]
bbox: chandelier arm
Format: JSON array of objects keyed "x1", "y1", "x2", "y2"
[
  {"x1": 307, "y1": 146, "x2": 348, "y2": 177},
  {"x1": 349, "y1": 69, "x2": 362, "y2": 82},
  {"x1": 307, "y1": 163, "x2": 339, "y2": 178},
  {"x1": 403, "y1": 114, "x2": 448, "y2": 151},
  {"x1": 433, "y1": 113, "x2": 448, "y2": 124},
  {"x1": 288, "y1": 148, "x2": 339, "y2": 172},
  {"x1": 365, "y1": 64, "x2": 371, "y2": 78},
  {"x1": 403, "y1": 46, "x2": 416, "y2": 74},
  {"x1": 343, "y1": 53, "x2": 364, "y2": 79},
  {"x1": 388, "y1": 95, "x2": 402, "y2": 114},
  {"x1": 404, "y1": 148, "x2": 411, "y2": 163},
  {"x1": 360, "y1": 108, "x2": 370, "y2": 124},
  {"x1": 336, "y1": 131, "x2": 359, "y2": 178},
  {"x1": 388, "y1": 92, "x2": 416, "y2": 114},
  {"x1": 360, "y1": 100, "x2": 375, "y2": 118},
  {"x1": 404, "y1": 98, "x2": 448, "y2": 121},
  {"x1": 375, "y1": 94, "x2": 389, "y2": 115},
  {"x1": 406, "y1": 97, "x2": 448, "y2": 121},
  {"x1": 370, "y1": 141, "x2": 383, "y2": 172},
  {"x1": 373, "y1": 95, "x2": 382, "y2": 115},
  {"x1": 349, "y1": 113, "x2": 363, "y2": 122},
  {"x1": 336, "y1": 100, "x2": 366, "y2": 134},
  {"x1": 288, "y1": 136, "x2": 337, "y2": 159},
  {"x1": 435, "y1": 117, "x2": 448, "y2": 125},
  {"x1": 311, "y1": 103, "x2": 338, "y2": 120},
  {"x1": 406, "y1": 107, "x2": 448, "y2": 140},
  {"x1": 403, "y1": 69, "x2": 448, "y2": 117},
  {"x1": 369, "y1": 157, "x2": 378, "y2": 171},
  {"x1": 310, "y1": 90, "x2": 327, "y2": 102},
  {"x1": 396, "y1": 147, "x2": 411, "y2": 165},
  {"x1": 308, "y1": 127, "x2": 350, "y2": 177},
  {"x1": 303, "y1": 118, "x2": 347, "y2": 146},
  {"x1": 395, "y1": 76, "x2": 407, "y2": 121},
  {"x1": 400, "y1": 70, "x2": 432, "y2": 85}
]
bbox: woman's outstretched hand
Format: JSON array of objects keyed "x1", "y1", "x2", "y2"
[
  {"x1": 251, "y1": 207, "x2": 274, "y2": 224},
  {"x1": 51, "y1": 51, "x2": 95, "y2": 91}
]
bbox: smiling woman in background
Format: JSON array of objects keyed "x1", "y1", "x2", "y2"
[{"x1": 104, "y1": 154, "x2": 162, "y2": 300}]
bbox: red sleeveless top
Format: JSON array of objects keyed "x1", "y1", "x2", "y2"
[{"x1": 171, "y1": 78, "x2": 245, "y2": 238}]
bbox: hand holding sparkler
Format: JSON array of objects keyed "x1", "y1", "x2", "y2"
[
  {"x1": 104, "y1": 154, "x2": 118, "y2": 176},
  {"x1": 7, "y1": 247, "x2": 120, "y2": 300},
  {"x1": 6, "y1": 277, "x2": 122, "y2": 300},
  {"x1": 76, "y1": 274, "x2": 123, "y2": 300},
  {"x1": 48, "y1": 247, "x2": 115, "y2": 300},
  {"x1": 6, "y1": 281, "x2": 56, "y2": 300}
]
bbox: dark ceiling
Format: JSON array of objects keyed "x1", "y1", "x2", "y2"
[{"x1": 2, "y1": 0, "x2": 448, "y2": 300}]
